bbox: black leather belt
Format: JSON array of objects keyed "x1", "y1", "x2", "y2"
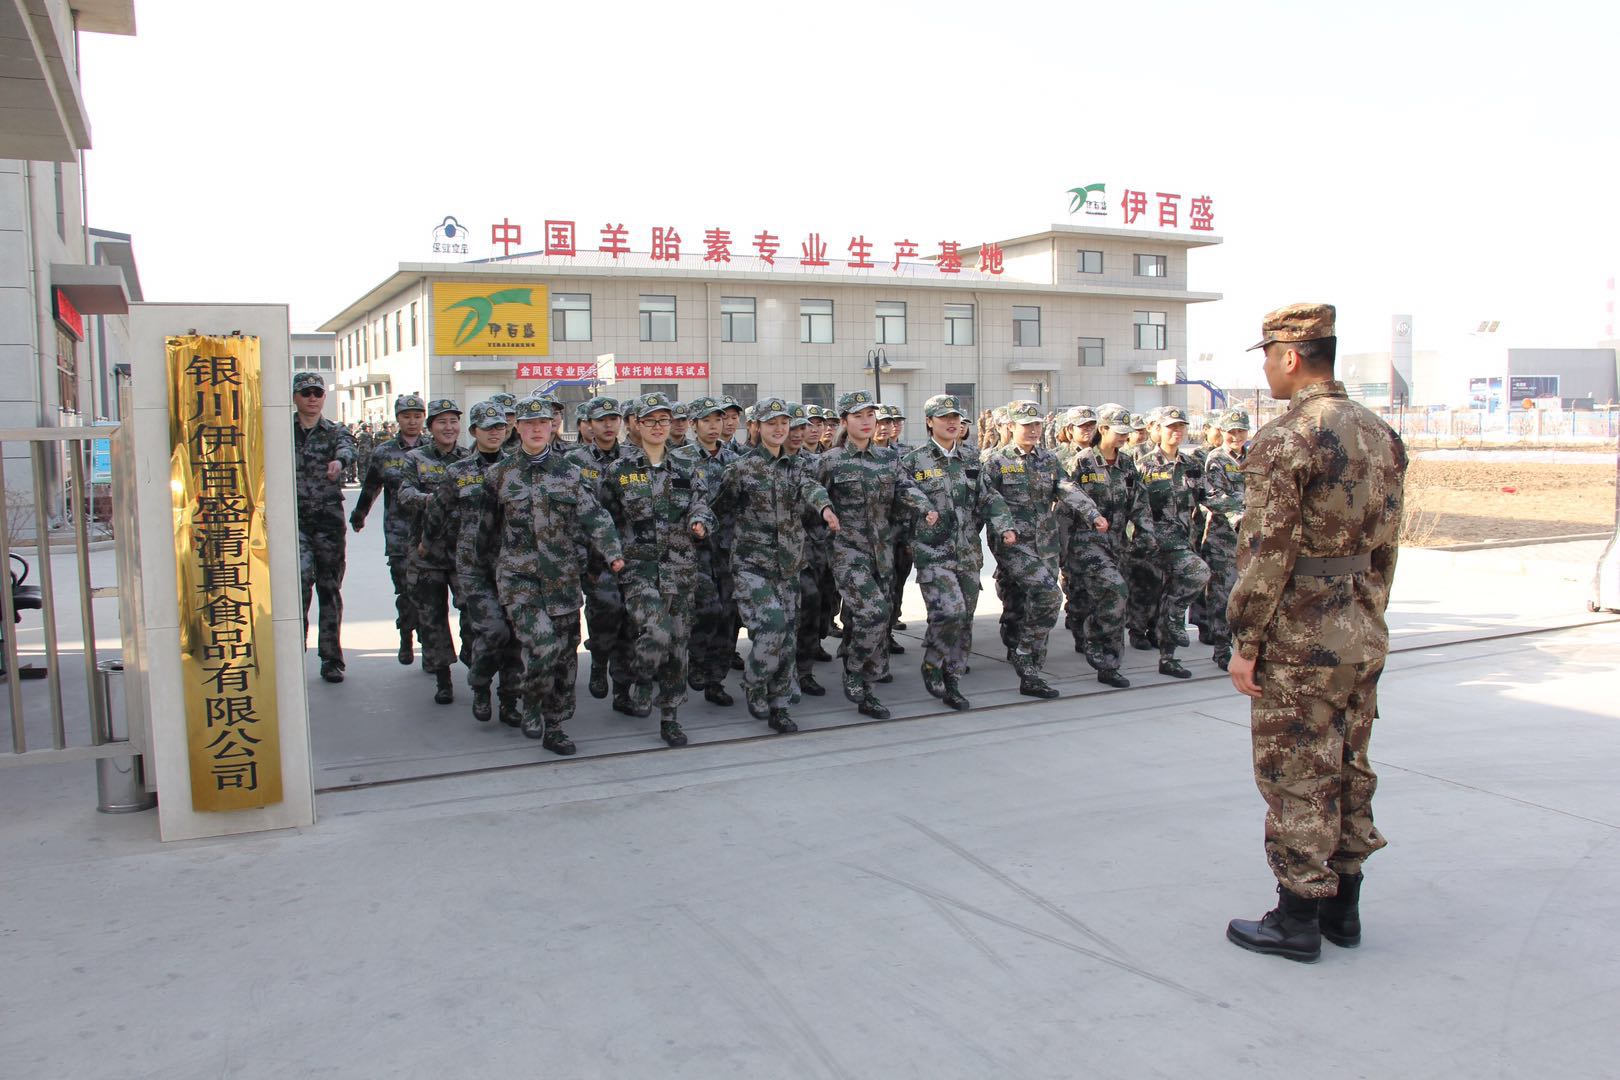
[{"x1": 1293, "y1": 552, "x2": 1372, "y2": 576}]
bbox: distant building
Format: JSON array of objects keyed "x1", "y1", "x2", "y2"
[{"x1": 291, "y1": 332, "x2": 338, "y2": 419}]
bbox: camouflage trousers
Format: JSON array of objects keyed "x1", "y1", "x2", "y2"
[
  {"x1": 388, "y1": 555, "x2": 418, "y2": 640},
  {"x1": 734, "y1": 567, "x2": 800, "y2": 711},
  {"x1": 1251, "y1": 657, "x2": 1388, "y2": 898},
  {"x1": 993, "y1": 546, "x2": 1062, "y2": 672},
  {"x1": 1202, "y1": 534, "x2": 1238, "y2": 656},
  {"x1": 1188, "y1": 533, "x2": 1211, "y2": 631},
  {"x1": 459, "y1": 588, "x2": 523, "y2": 698},
  {"x1": 1060, "y1": 532, "x2": 1091, "y2": 641},
  {"x1": 831, "y1": 549, "x2": 894, "y2": 684},
  {"x1": 506, "y1": 595, "x2": 582, "y2": 729},
  {"x1": 1136, "y1": 546, "x2": 1209, "y2": 660},
  {"x1": 1069, "y1": 537, "x2": 1130, "y2": 673},
  {"x1": 409, "y1": 564, "x2": 468, "y2": 673},
  {"x1": 583, "y1": 567, "x2": 630, "y2": 693},
  {"x1": 890, "y1": 541, "x2": 914, "y2": 627},
  {"x1": 620, "y1": 573, "x2": 694, "y2": 714},
  {"x1": 917, "y1": 564, "x2": 981, "y2": 676},
  {"x1": 688, "y1": 550, "x2": 738, "y2": 690},
  {"x1": 298, "y1": 520, "x2": 345, "y2": 664},
  {"x1": 796, "y1": 552, "x2": 826, "y2": 678}
]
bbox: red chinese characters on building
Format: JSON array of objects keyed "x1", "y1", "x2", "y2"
[
  {"x1": 754, "y1": 230, "x2": 780, "y2": 266},
  {"x1": 599, "y1": 223, "x2": 631, "y2": 259},
  {"x1": 1156, "y1": 192, "x2": 1180, "y2": 228},
  {"x1": 544, "y1": 220, "x2": 576, "y2": 256},
  {"x1": 892, "y1": 239, "x2": 919, "y2": 271},
  {"x1": 847, "y1": 235, "x2": 875, "y2": 269},
  {"x1": 1189, "y1": 195, "x2": 1215, "y2": 232},
  {"x1": 492, "y1": 218, "x2": 522, "y2": 256},
  {"x1": 978, "y1": 241, "x2": 1005, "y2": 276},
  {"x1": 516, "y1": 362, "x2": 597, "y2": 380},
  {"x1": 614, "y1": 362, "x2": 710, "y2": 380},
  {"x1": 801, "y1": 232, "x2": 829, "y2": 267},
  {"x1": 704, "y1": 228, "x2": 732, "y2": 263},
  {"x1": 1121, "y1": 190, "x2": 1148, "y2": 226},
  {"x1": 937, "y1": 241, "x2": 963, "y2": 274},
  {"x1": 651, "y1": 226, "x2": 682, "y2": 262}
]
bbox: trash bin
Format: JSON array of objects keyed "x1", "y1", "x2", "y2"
[{"x1": 94, "y1": 659, "x2": 156, "y2": 814}]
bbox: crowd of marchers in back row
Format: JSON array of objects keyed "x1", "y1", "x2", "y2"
[{"x1": 289, "y1": 377, "x2": 1250, "y2": 754}]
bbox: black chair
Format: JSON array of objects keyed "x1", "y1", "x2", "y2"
[{"x1": 3, "y1": 552, "x2": 47, "y2": 680}]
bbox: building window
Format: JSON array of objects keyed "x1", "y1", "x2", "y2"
[
  {"x1": 944, "y1": 382, "x2": 976, "y2": 428},
  {"x1": 553, "y1": 293, "x2": 592, "y2": 341},
  {"x1": 801, "y1": 383, "x2": 835, "y2": 410},
  {"x1": 944, "y1": 303, "x2": 975, "y2": 346},
  {"x1": 1135, "y1": 254, "x2": 1167, "y2": 278},
  {"x1": 639, "y1": 295, "x2": 676, "y2": 342},
  {"x1": 394, "y1": 311, "x2": 403, "y2": 351},
  {"x1": 1078, "y1": 250, "x2": 1103, "y2": 274},
  {"x1": 800, "y1": 299, "x2": 833, "y2": 344},
  {"x1": 56, "y1": 327, "x2": 78, "y2": 414},
  {"x1": 640, "y1": 383, "x2": 678, "y2": 399},
  {"x1": 1134, "y1": 311, "x2": 1167, "y2": 350},
  {"x1": 720, "y1": 296, "x2": 755, "y2": 343},
  {"x1": 1013, "y1": 306, "x2": 1041, "y2": 347},
  {"x1": 409, "y1": 302, "x2": 418, "y2": 346},
  {"x1": 722, "y1": 383, "x2": 758, "y2": 407},
  {"x1": 875, "y1": 301, "x2": 906, "y2": 345},
  {"x1": 1079, "y1": 337, "x2": 1105, "y2": 367}
]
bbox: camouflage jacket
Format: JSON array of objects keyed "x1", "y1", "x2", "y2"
[
  {"x1": 1201, "y1": 446, "x2": 1246, "y2": 546},
  {"x1": 901, "y1": 440, "x2": 1012, "y2": 579},
  {"x1": 1135, "y1": 445, "x2": 1205, "y2": 551},
  {"x1": 981, "y1": 444, "x2": 1100, "y2": 565},
  {"x1": 352, "y1": 435, "x2": 426, "y2": 556},
  {"x1": 716, "y1": 445, "x2": 831, "y2": 581},
  {"x1": 566, "y1": 440, "x2": 630, "y2": 572},
  {"x1": 814, "y1": 443, "x2": 932, "y2": 578},
  {"x1": 293, "y1": 416, "x2": 355, "y2": 525},
  {"x1": 676, "y1": 440, "x2": 741, "y2": 560},
  {"x1": 1068, "y1": 446, "x2": 1155, "y2": 554},
  {"x1": 446, "y1": 450, "x2": 511, "y2": 599},
  {"x1": 598, "y1": 446, "x2": 716, "y2": 592},
  {"x1": 399, "y1": 442, "x2": 471, "y2": 571},
  {"x1": 1229, "y1": 381, "x2": 1407, "y2": 665},
  {"x1": 474, "y1": 448, "x2": 625, "y2": 617}
]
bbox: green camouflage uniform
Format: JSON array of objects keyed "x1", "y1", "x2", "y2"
[
  {"x1": 1201, "y1": 443, "x2": 1246, "y2": 664},
  {"x1": 1131, "y1": 441, "x2": 1210, "y2": 661},
  {"x1": 292, "y1": 393, "x2": 355, "y2": 668},
  {"x1": 351, "y1": 413, "x2": 428, "y2": 644},
  {"x1": 399, "y1": 438, "x2": 471, "y2": 673},
  {"x1": 1066, "y1": 440, "x2": 1156, "y2": 672},
  {"x1": 443, "y1": 438, "x2": 523, "y2": 713},
  {"x1": 566, "y1": 424, "x2": 632, "y2": 696}
]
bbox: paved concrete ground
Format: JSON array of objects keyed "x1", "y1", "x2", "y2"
[{"x1": 2, "y1": 506, "x2": 1617, "y2": 1077}]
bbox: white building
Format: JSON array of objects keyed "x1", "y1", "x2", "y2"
[
  {"x1": 320, "y1": 222, "x2": 1220, "y2": 442},
  {"x1": 291, "y1": 332, "x2": 338, "y2": 419}
]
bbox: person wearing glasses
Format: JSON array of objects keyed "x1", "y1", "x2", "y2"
[{"x1": 292, "y1": 372, "x2": 356, "y2": 683}]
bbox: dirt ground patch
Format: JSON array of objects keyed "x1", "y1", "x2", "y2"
[{"x1": 1404, "y1": 459, "x2": 1616, "y2": 545}]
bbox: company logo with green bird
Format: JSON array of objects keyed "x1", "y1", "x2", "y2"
[
  {"x1": 1067, "y1": 183, "x2": 1106, "y2": 215},
  {"x1": 445, "y1": 288, "x2": 537, "y2": 346}
]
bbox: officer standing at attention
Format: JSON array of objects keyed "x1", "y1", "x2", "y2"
[
  {"x1": 1225, "y1": 303, "x2": 1408, "y2": 963},
  {"x1": 399, "y1": 398, "x2": 470, "y2": 705},
  {"x1": 351, "y1": 393, "x2": 428, "y2": 665},
  {"x1": 292, "y1": 372, "x2": 356, "y2": 683}
]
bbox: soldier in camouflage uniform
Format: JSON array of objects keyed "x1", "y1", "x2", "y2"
[
  {"x1": 473, "y1": 396, "x2": 625, "y2": 754},
  {"x1": 1129, "y1": 405, "x2": 1210, "y2": 679},
  {"x1": 902, "y1": 395, "x2": 1015, "y2": 710},
  {"x1": 1226, "y1": 302, "x2": 1408, "y2": 964},
  {"x1": 399, "y1": 398, "x2": 471, "y2": 705},
  {"x1": 355, "y1": 423, "x2": 375, "y2": 485},
  {"x1": 716, "y1": 397, "x2": 839, "y2": 732},
  {"x1": 983, "y1": 401, "x2": 1106, "y2": 699},
  {"x1": 785, "y1": 404, "x2": 833, "y2": 697},
  {"x1": 433, "y1": 401, "x2": 523, "y2": 725},
  {"x1": 882, "y1": 403, "x2": 916, "y2": 649},
  {"x1": 1057, "y1": 405, "x2": 1099, "y2": 646},
  {"x1": 599, "y1": 393, "x2": 717, "y2": 747},
  {"x1": 1202, "y1": 408, "x2": 1250, "y2": 670},
  {"x1": 1067, "y1": 407, "x2": 1157, "y2": 687},
  {"x1": 678, "y1": 397, "x2": 742, "y2": 706},
  {"x1": 667, "y1": 400, "x2": 690, "y2": 450},
  {"x1": 292, "y1": 372, "x2": 355, "y2": 682},
  {"x1": 488, "y1": 391, "x2": 520, "y2": 452},
  {"x1": 351, "y1": 393, "x2": 428, "y2": 665},
  {"x1": 565, "y1": 397, "x2": 632, "y2": 706},
  {"x1": 816, "y1": 391, "x2": 937, "y2": 719}
]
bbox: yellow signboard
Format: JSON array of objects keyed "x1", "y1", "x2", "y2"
[
  {"x1": 432, "y1": 281, "x2": 550, "y2": 356},
  {"x1": 168, "y1": 335, "x2": 282, "y2": 811}
]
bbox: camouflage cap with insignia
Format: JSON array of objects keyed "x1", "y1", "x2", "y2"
[
  {"x1": 1159, "y1": 405, "x2": 1191, "y2": 425},
  {"x1": 719, "y1": 394, "x2": 743, "y2": 413},
  {"x1": 1098, "y1": 406, "x2": 1134, "y2": 435},
  {"x1": 425, "y1": 397, "x2": 461, "y2": 421},
  {"x1": 1247, "y1": 302, "x2": 1336, "y2": 351},
  {"x1": 514, "y1": 396, "x2": 557, "y2": 421},
  {"x1": 881, "y1": 402, "x2": 905, "y2": 420},
  {"x1": 1067, "y1": 405, "x2": 1098, "y2": 425},
  {"x1": 754, "y1": 396, "x2": 791, "y2": 422},
  {"x1": 837, "y1": 389, "x2": 877, "y2": 415},
  {"x1": 489, "y1": 391, "x2": 518, "y2": 414},
  {"x1": 805, "y1": 404, "x2": 827, "y2": 421},
  {"x1": 1220, "y1": 408, "x2": 1252, "y2": 431},
  {"x1": 574, "y1": 400, "x2": 593, "y2": 422},
  {"x1": 687, "y1": 395, "x2": 725, "y2": 419},
  {"x1": 786, "y1": 401, "x2": 809, "y2": 427},
  {"x1": 1007, "y1": 401, "x2": 1045, "y2": 425},
  {"x1": 588, "y1": 397, "x2": 623, "y2": 420},
  {"x1": 292, "y1": 371, "x2": 325, "y2": 394},
  {"x1": 670, "y1": 400, "x2": 688, "y2": 420},
  {"x1": 394, "y1": 392, "x2": 426, "y2": 414},
  {"x1": 923, "y1": 394, "x2": 964, "y2": 418},
  {"x1": 1129, "y1": 412, "x2": 1147, "y2": 431},
  {"x1": 467, "y1": 401, "x2": 507, "y2": 429},
  {"x1": 634, "y1": 391, "x2": 674, "y2": 418}
]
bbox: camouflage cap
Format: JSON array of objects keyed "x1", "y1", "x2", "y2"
[
  {"x1": 514, "y1": 396, "x2": 557, "y2": 421},
  {"x1": 686, "y1": 395, "x2": 726, "y2": 419},
  {"x1": 923, "y1": 394, "x2": 965, "y2": 418},
  {"x1": 574, "y1": 400, "x2": 593, "y2": 422},
  {"x1": 588, "y1": 397, "x2": 623, "y2": 420},
  {"x1": 292, "y1": 371, "x2": 325, "y2": 394},
  {"x1": 1129, "y1": 412, "x2": 1147, "y2": 431},
  {"x1": 992, "y1": 404, "x2": 1011, "y2": 423},
  {"x1": 754, "y1": 396, "x2": 792, "y2": 422},
  {"x1": 670, "y1": 401, "x2": 688, "y2": 420},
  {"x1": 425, "y1": 397, "x2": 461, "y2": 421},
  {"x1": 1247, "y1": 302, "x2": 1336, "y2": 351},
  {"x1": 1098, "y1": 401, "x2": 1126, "y2": 415},
  {"x1": 786, "y1": 401, "x2": 810, "y2": 427},
  {"x1": 719, "y1": 394, "x2": 743, "y2": 414},
  {"x1": 621, "y1": 397, "x2": 642, "y2": 419},
  {"x1": 467, "y1": 401, "x2": 507, "y2": 429},
  {"x1": 1067, "y1": 405, "x2": 1098, "y2": 425},
  {"x1": 1098, "y1": 406, "x2": 1134, "y2": 435},
  {"x1": 881, "y1": 402, "x2": 905, "y2": 420},
  {"x1": 1159, "y1": 405, "x2": 1191, "y2": 426},
  {"x1": 395, "y1": 393, "x2": 426, "y2": 415},
  {"x1": 1007, "y1": 401, "x2": 1045, "y2": 425},
  {"x1": 634, "y1": 391, "x2": 674, "y2": 418},
  {"x1": 838, "y1": 389, "x2": 879, "y2": 415},
  {"x1": 1219, "y1": 407, "x2": 1252, "y2": 431},
  {"x1": 805, "y1": 404, "x2": 828, "y2": 421}
]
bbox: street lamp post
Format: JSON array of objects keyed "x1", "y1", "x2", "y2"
[{"x1": 866, "y1": 347, "x2": 889, "y2": 403}]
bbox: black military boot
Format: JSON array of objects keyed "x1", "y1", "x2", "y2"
[
  {"x1": 1097, "y1": 668, "x2": 1131, "y2": 688},
  {"x1": 704, "y1": 684, "x2": 734, "y2": 707},
  {"x1": 471, "y1": 685, "x2": 492, "y2": 722},
  {"x1": 397, "y1": 631, "x2": 413, "y2": 666},
  {"x1": 1227, "y1": 885, "x2": 1322, "y2": 963},
  {"x1": 887, "y1": 635, "x2": 906, "y2": 655},
  {"x1": 1129, "y1": 630, "x2": 1154, "y2": 651},
  {"x1": 660, "y1": 712, "x2": 688, "y2": 748},
  {"x1": 433, "y1": 668, "x2": 454, "y2": 704},
  {"x1": 813, "y1": 646, "x2": 833, "y2": 662},
  {"x1": 921, "y1": 662, "x2": 946, "y2": 699},
  {"x1": 1319, "y1": 872, "x2": 1363, "y2": 948},
  {"x1": 799, "y1": 673, "x2": 826, "y2": 696},
  {"x1": 588, "y1": 658, "x2": 609, "y2": 699},
  {"x1": 687, "y1": 672, "x2": 706, "y2": 692},
  {"x1": 941, "y1": 676, "x2": 970, "y2": 711},
  {"x1": 857, "y1": 693, "x2": 891, "y2": 720},
  {"x1": 497, "y1": 694, "x2": 522, "y2": 728},
  {"x1": 731, "y1": 651, "x2": 745, "y2": 671},
  {"x1": 542, "y1": 725, "x2": 577, "y2": 756},
  {"x1": 768, "y1": 708, "x2": 798, "y2": 733},
  {"x1": 1018, "y1": 671, "x2": 1060, "y2": 699},
  {"x1": 320, "y1": 660, "x2": 345, "y2": 684},
  {"x1": 1158, "y1": 657, "x2": 1192, "y2": 679}
]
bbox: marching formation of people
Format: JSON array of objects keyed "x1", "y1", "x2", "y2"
[{"x1": 291, "y1": 374, "x2": 1253, "y2": 756}]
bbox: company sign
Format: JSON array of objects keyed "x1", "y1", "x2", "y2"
[
  {"x1": 613, "y1": 362, "x2": 709, "y2": 380},
  {"x1": 432, "y1": 282, "x2": 550, "y2": 357},
  {"x1": 516, "y1": 362, "x2": 596, "y2": 380},
  {"x1": 53, "y1": 288, "x2": 84, "y2": 340}
]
